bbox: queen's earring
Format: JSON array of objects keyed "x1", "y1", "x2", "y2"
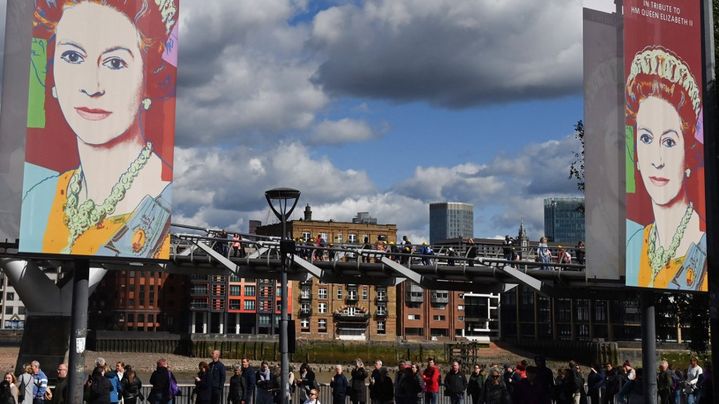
[
  {"x1": 685, "y1": 168, "x2": 691, "y2": 178},
  {"x1": 51, "y1": 86, "x2": 57, "y2": 99},
  {"x1": 142, "y1": 98, "x2": 152, "y2": 110}
]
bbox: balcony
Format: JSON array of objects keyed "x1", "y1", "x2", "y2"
[
  {"x1": 346, "y1": 291, "x2": 359, "y2": 302},
  {"x1": 300, "y1": 289, "x2": 312, "y2": 301},
  {"x1": 406, "y1": 283, "x2": 424, "y2": 304},
  {"x1": 334, "y1": 307, "x2": 370, "y2": 322},
  {"x1": 375, "y1": 294, "x2": 388, "y2": 303},
  {"x1": 406, "y1": 291, "x2": 424, "y2": 304},
  {"x1": 190, "y1": 287, "x2": 208, "y2": 297},
  {"x1": 431, "y1": 291, "x2": 450, "y2": 305},
  {"x1": 299, "y1": 307, "x2": 312, "y2": 317},
  {"x1": 375, "y1": 306, "x2": 388, "y2": 317},
  {"x1": 190, "y1": 300, "x2": 209, "y2": 310}
]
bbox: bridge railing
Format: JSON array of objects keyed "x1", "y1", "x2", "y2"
[
  {"x1": 132, "y1": 382, "x2": 471, "y2": 404},
  {"x1": 170, "y1": 227, "x2": 585, "y2": 273}
]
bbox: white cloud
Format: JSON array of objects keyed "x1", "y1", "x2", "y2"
[
  {"x1": 310, "y1": 0, "x2": 582, "y2": 107},
  {"x1": 175, "y1": 0, "x2": 327, "y2": 146},
  {"x1": 310, "y1": 118, "x2": 380, "y2": 145}
]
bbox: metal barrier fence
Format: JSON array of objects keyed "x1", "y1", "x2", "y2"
[{"x1": 133, "y1": 383, "x2": 467, "y2": 404}]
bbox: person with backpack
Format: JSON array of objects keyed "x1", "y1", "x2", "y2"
[
  {"x1": 18, "y1": 364, "x2": 33, "y2": 404},
  {"x1": 149, "y1": 358, "x2": 178, "y2": 404}
]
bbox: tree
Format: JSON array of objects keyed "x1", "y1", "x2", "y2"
[{"x1": 568, "y1": 120, "x2": 585, "y2": 192}]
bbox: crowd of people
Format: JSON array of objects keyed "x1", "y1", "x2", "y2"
[{"x1": 0, "y1": 351, "x2": 711, "y2": 404}]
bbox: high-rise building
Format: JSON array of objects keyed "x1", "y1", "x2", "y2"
[
  {"x1": 543, "y1": 197, "x2": 585, "y2": 243},
  {"x1": 429, "y1": 202, "x2": 474, "y2": 244}
]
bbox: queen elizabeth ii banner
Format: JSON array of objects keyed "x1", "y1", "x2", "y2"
[
  {"x1": 624, "y1": 0, "x2": 707, "y2": 290},
  {"x1": 18, "y1": 0, "x2": 179, "y2": 259}
]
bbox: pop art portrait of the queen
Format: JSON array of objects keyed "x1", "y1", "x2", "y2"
[{"x1": 19, "y1": 0, "x2": 179, "y2": 259}]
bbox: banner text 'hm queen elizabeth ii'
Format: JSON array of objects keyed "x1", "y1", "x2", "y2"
[{"x1": 624, "y1": 0, "x2": 706, "y2": 291}]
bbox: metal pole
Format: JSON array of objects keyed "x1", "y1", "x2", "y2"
[
  {"x1": 641, "y1": 292, "x2": 657, "y2": 404},
  {"x1": 700, "y1": 0, "x2": 719, "y2": 400},
  {"x1": 280, "y1": 215, "x2": 289, "y2": 404},
  {"x1": 68, "y1": 259, "x2": 89, "y2": 404}
]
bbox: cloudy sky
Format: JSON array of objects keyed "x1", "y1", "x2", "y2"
[{"x1": 1, "y1": 0, "x2": 586, "y2": 242}]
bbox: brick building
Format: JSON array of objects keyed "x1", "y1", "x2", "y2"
[
  {"x1": 256, "y1": 206, "x2": 398, "y2": 341},
  {"x1": 89, "y1": 270, "x2": 188, "y2": 332},
  {"x1": 396, "y1": 282, "x2": 466, "y2": 341}
]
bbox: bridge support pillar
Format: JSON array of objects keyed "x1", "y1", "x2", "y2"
[
  {"x1": 235, "y1": 314, "x2": 240, "y2": 334},
  {"x1": 191, "y1": 312, "x2": 196, "y2": 334},
  {"x1": 68, "y1": 260, "x2": 89, "y2": 404},
  {"x1": 641, "y1": 292, "x2": 657, "y2": 404},
  {"x1": 202, "y1": 313, "x2": 207, "y2": 334}
]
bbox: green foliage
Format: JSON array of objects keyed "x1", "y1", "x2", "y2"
[{"x1": 655, "y1": 293, "x2": 710, "y2": 353}]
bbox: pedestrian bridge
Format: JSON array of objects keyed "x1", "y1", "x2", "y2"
[{"x1": 0, "y1": 222, "x2": 625, "y2": 319}]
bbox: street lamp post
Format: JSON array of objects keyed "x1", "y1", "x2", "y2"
[{"x1": 265, "y1": 188, "x2": 301, "y2": 404}]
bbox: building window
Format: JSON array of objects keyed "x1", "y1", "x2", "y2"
[
  {"x1": 302, "y1": 232, "x2": 311, "y2": 241},
  {"x1": 457, "y1": 305, "x2": 464, "y2": 311},
  {"x1": 301, "y1": 319, "x2": 310, "y2": 332},
  {"x1": 18, "y1": 307, "x2": 25, "y2": 315},
  {"x1": 337, "y1": 287, "x2": 343, "y2": 299},
  {"x1": 259, "y1": 315, "x2": 271, "y2": 325},
  {"x1": 458, "y1": 316, "x2": 464, "y2": 321},
  {"x1": 138, "y1": 314, "x2": 145, "y2": 323},
  {"x1": 376, "y1": 288, "x2": 387, "y2": 301},
  {"x1": 377, "y1": 321, "x2": 386, "y2": 334},
  {"x1": 4, "y1": 307, "x2": 12, "y2": 315},
  {"x1": 230, "y1": 275, "x2": 241, "y2": 282},
  {"x1": 245, "y1": 286, "x2": 256, "y2": 296},
  {"x1": 244, "y1": 300, "x2": 256, "y2": 310},
  {"x1": 300, "y1": 288, "x2": 311, "y2": 299},
  {"x1": 318, "y1": 303, "x2": 327, "y2": 314},
  {"x1": 433, "y1": 315, "x2": 446, "y2": 321},
  {"x1": 362, "y1": 287, "x2": 368, "y2": 300},
  {"x1": 318, "y1": 319, "x2": 327, "y2": 332},
  {"x1": 336, "y1": 233, "x2": 343, "y2": 243},
  {"x1": 318, "y1": 288, "x2": 328, "y2": 299},
  {"x1": 408, "y1": 314, "x2": 420, "y2": 320},
  {"x1": 320, "y1": 233, "x2": 328, "y2": 241},
  {"x1": 230, "y1": 300, "x2": 241, "y2": 310},
  {"x1": 230, "y1": 286, "x2": 241, "y2": 296},
  {"x1": 349, "y1": 234, "x2": 357, "y2": 243},
  {"x1": 301, "y1": 303, "x2": 311, "y2": 312},
  {"x1": 5, "y1": 293, "x2": 13, "y2": 301}
]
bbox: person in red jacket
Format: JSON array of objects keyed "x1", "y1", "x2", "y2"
[{"x1": 421, "y1": 358, "x2": 440, "y2": 404}]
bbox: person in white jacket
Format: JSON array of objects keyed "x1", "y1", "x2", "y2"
[{"x1": 685, "y1": 357, "x2": 703, "y2": 404}]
